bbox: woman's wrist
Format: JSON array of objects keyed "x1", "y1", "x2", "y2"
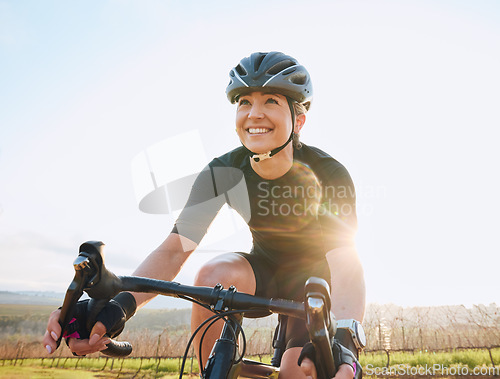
[{"x1": 112, "y1": 292, "x2": 137, "y2": 320}]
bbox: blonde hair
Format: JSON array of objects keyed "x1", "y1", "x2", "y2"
[{"x1": 293, "y1": 102, "x2": 308, "y2": 149}]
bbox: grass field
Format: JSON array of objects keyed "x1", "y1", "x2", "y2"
[
  {"x1": 0, "y1": 366, "x2": 112, "y2": 378},
  {"x1": 0, "y1": 349, "x2": 498, "y2": 378},
  {"x1": 363, "y1": 348, "x2": 500, "y2": 369},
  {"x1": 0, "y1": 366, "x2": 196, "y2": 378},
  {"x1": 1, "y1": 303, "x2": 499, "y2": 377},
  {"x1": 0, "y1": 357, "x2": 200, "y2": 378}
]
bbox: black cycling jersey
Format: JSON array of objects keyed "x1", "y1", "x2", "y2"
[{"x1": 172, "y1": 143, "x2": 357, "y2": 266}]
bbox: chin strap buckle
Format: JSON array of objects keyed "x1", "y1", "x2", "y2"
[{"x1": 251, "y1": 151, "x2": 272, "y2": 163}]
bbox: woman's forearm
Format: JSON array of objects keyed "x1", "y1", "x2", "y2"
[
  {"x1": 130, "y1": 233, "x2": 197, "y2": 309},
  {"x1": 326, "y1": 246, "x2": 366, "y2": 321}
]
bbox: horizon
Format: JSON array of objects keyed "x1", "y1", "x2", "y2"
[{"x1": 1, "y1": 289, "x2": 498, "y2": 311}]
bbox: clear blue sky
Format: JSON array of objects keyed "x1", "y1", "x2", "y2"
[{"x1": 1, "y1": 0, "x2": 499, "y2": 307}]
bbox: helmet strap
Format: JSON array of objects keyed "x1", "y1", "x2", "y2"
[{"x1": 245, "y1": 97, "x2": 296, "y2": 163}]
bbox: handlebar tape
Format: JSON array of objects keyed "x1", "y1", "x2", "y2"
[{"x1": 101, "y1": 340, "x2": 133, "y2": 357}]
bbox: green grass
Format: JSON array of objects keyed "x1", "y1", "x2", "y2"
[
  {"x1": 361, "y1": 348, "x2": 500, "y2": 369},
  {"x1": 0, "y1": 365, "x2": 197, "y2": 378},
  {"x1": 1, "y1": 348, "x2": 498, "y2": 377},
  {"x1": 0, "y1": 365, "x2": 111, "y2": 378},
  {"x1": 1, "y1": 357, "x2": 200, "y2": 376}
]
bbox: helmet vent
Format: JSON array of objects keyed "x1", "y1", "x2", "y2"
[
  {"x1": 267, "y1": 60, "x2": 295, "y2": 75},
  {"x1": 235, "y1": 64, "x2": 247, "y2": 76},
  {"x1": 254, "y1": 54, "x2": 266, "y2": 72},
  {"x1": 289, "y1": 72, "x2": 307, "y2": 85}
]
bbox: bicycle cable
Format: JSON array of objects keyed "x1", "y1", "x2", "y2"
[
  {"x1": 178, "y1": 294, "x2": 212, "y2": 312},
  {"x1": 197, "y1": 312, "x2": 247, "y2": 376},
  {"x1": 179, "y1": 309, "x2": 256, "y2": 379}
]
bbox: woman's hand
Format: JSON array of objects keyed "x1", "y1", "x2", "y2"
[
  {"x1": 300, "y1": 358, "x2": 355, "y2": 379},
  {"x1": 42, "y1": 308, "x2": 110, "y2": 356}
]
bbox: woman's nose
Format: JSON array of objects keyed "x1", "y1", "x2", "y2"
[{"x1": 248, "y1": 103, "x2": 264, "y2": 119}]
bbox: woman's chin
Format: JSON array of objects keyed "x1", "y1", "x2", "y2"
[{"x1": 243, "y1": 143, "x2": 271, "y2": 154}]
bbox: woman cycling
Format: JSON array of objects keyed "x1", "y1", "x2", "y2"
[{"x1": 43, "y1": 52, "x2": 366, "y2": 379}]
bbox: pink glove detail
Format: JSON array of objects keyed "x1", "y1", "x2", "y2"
[{"x1": 62, "y1": 318, "x2": 81, "y2": 339}]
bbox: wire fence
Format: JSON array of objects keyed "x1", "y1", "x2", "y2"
[
  {"x1": 1, "y1": 303, "x2": 498, "y2": 373},
  {"x1": 363, "y1": 303, "x2": 500, "y2": 352}
]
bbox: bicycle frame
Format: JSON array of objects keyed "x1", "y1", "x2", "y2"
[
  {"x1": 203, "y1": 316, "x2": 282, "y2": 379},
  {"x1": 56, "y1": 241, "x2": 336, "y2": 379}
]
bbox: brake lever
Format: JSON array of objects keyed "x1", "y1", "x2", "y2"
[
  {"x1": 56, "y1": 254, "x2": 95, "y2": 349},
  {"x1": 304, "y1": 277, "x2": 336, "y2": 379},
  {"x1": 78, "y1": 241, "x2": 123, "y2": 300},
  {"x1": 306, "y1": 296, "x2": 336, "y2": 379},
  {"x1": 57, "y1": 241, "x2": 129, "y2": 356}
]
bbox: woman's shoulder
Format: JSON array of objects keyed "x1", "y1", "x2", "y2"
[
  {"x1": 298, "y1": 144, "x2": 355, "y2": 189},
  {"x1": 297, "y1": 143, "x2": 347, "y2": 171}
]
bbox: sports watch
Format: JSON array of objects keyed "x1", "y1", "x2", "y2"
[{"x1": 336, "y1": 319, "x2": 367, "y2": 350}]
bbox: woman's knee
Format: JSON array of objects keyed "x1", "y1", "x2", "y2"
[{"x1": 194, "y1": 253, "x2": 256, "y2": 294}]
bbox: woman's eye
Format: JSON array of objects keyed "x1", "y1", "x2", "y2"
[
  {"x1": 239, "y1": 99, "x2": 250, "y2": 106},
  {"x1": 266, "y1": 98, "x2": 279, "y2": 104}
]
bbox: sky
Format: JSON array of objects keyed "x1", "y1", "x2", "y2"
[{"x1": 0, "y1": 0, "x2": 499, "y2": 309}]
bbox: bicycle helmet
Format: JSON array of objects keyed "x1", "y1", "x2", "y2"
[
  {"x1": 226, "y1": 52, "x2": 313, "y2": 162},
  {"x1": 226, "y1": 51, "x2": 313, "y2": 110}
]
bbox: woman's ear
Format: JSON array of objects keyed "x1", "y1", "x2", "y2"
[{"x1": 294, "y1": 113, "x2": 306, "y2": 133}]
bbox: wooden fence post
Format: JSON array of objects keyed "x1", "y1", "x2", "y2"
[
  {"x1": 486, "y1": 347, "x2": 496, "y2": 368},
  {"x1": 155, "y1": 334, "x2": 161, "y2": 376},
  {"x1": 134, "y1": 357, "x2": 143, "y2": 376},
  {"x1": 101, "y1": 357, "x2": 108, "y2": 370},
  {"x1": 13, "y1": 342, "x2": 22, "y2": 366}
]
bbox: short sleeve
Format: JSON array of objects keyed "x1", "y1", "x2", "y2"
[
  {"x1": 171, "y1": 164, "x2": 226, "y2": 244},
  {"x1": 171, "y1": 162, "x2": 248, "y2": 244}
]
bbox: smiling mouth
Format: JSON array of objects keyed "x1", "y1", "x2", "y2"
[{"x1": 247, "y1": 128, "x2": 272, "y2": 134}]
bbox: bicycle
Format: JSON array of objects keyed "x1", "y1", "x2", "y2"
[{"x1": 55, "y1": 241, "x2": 339, "y2": 378}]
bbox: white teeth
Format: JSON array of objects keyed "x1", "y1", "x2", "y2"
[{"x1": 248, "y1": 128, "x2": 271, "y2": 134}]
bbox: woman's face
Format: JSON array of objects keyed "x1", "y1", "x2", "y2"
[{"x1": 235, "y1": 92, "x2": 295, "y2": 154}]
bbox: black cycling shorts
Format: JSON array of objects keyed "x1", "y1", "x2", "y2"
[{"x1": 235, "y1": 251, "x2": 331, "y2": 349}]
